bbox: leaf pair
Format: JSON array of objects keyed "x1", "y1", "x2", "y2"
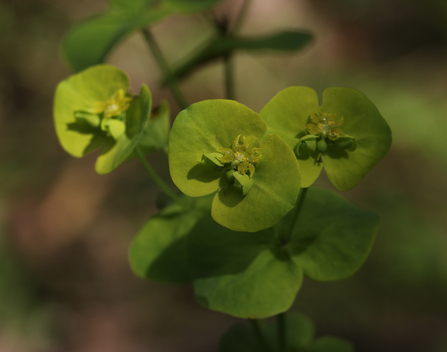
[
  {"x1": 130, "y1": 188, "x2": 380, "y2": 319},
  {"x1": 53, "y1": 65, "x2": 168, "y2": 174},
  {"x1": 260, "y1": 86, "x2": 392, "y2": 190},
  {"x1": 168, "y1": 99, "x2": 301, "y2": 233}
]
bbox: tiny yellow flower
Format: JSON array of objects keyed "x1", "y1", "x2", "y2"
[
  {"x1": 216, "y1": 135, "x2": 262, "y2": 178},
  {"x1": 304, "y1": 110, "x2": 345, "y2": 141},
  {"x1": 93, "y1": 89, "x2": 133, "y2": 118}
]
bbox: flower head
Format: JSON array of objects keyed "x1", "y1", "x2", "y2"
[
  {"x1": 53, "y1": 64, "x2": 152, "y2": 174},
  {"x1": 216, "y1": 135, "x2": 262, "y2": 178},
  {"x1": 305, "y1": 110, "x2": 344, "y2": 140},
  {"x1": 169, "y1": 99, "x2": 301, "y2": 232},
  {"x1": 260, "y1": 86, "x2": 391, "y2": 191},
  {"x1": 94, "y1": 88, "x2": 133, "y2": 118}
]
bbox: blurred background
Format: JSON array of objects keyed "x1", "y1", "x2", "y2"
[{"x1": 1, "y1": 0, "x2": 447, "y2": 351}]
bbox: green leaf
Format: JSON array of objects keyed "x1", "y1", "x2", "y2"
[
  {"x1": 305, "y1": 337, "x2": 354, "y2": 352},
  {"x1": 64, "y1": 0, "x2": 224, "y2": 72},
  {"x1": 63, "y1": 8, "x2": 170, "y2": 72},
  {"x1": 105, "y1": 119, "x2": 126, "y2": 139},
  {"x1": 109, "y1": 0, "x2": 158, "y2": 11},
  {"x1": 167, "y1": 31, "x2": 313, "y2": 83},
  {"x1": 263, "y1": 313, "x2": 315, "y2": 351},
  {"x1": 110, "y1": 0, "x2": 222, "y2": 13},
  {"x1": 279, "y1": 188, "x2": 380, "y2": 281},
  {"x1": 188, "y1": 215, "x2": 303, "y2": 319},
  {"x1": 95, "y1": 83, "x2": 152, "y2": 174},
  {"x1": 211, "y1": 134, "x2": 301, "y2": 232},
  {"x1": 129, "y1": 194, "x2": 213, "y2": 284},
  {"x1": 219, "y1": 314, "x2": 353, "y2": 352},
  {"x1": 219, "y1": 313, "x2": 315, "y2": 352},
  {"x1": 162, "y1": 0, "x2": 223, "y2": 13},
  {"x1": 218, "y1": 323, "x2": 260, "y2": 352},
  {"x1": 260, "y1": 87, "x2": 392, "y2": 190},
  {"x1": 53, "y1": 64, "x2": 130, "y2": 158},
  {"x1": 128, "y1": 101, "x2": 170, "y2": 158},
  {"x1": 169, "y1": 99, "x2": 267, "y2": 198},
  {"x1": 228, "y1": 31, "x2": 313, "y2": 51},
  {"x1": 321, "y1": 87, "x2": 392, "y2": 191},
  {"x1": 140, "y1": 101, "x2": 170, "y2": 153},
  {"x1": 259, "y1": 86, "x2": 322, "y2": 188}
]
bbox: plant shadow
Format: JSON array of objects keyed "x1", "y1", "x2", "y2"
[
  {"x1": 187, "y1": 164, "x2": 224, "y2": 183},
  {"x1": 67, "y1": 121, "x2": 105, "y2": 155}
]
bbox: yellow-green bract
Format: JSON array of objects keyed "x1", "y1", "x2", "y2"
[
  {"x1": 168, "y1": 99, "x2": 301, "y2": 233},
  {"x1": 53, "y1": 64, "x2": 152, "y2": 174},
  {"x1": 260, "y1": 87, "x2": 392, "y2": 191}
]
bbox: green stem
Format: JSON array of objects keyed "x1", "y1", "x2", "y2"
[
  {"x1": 224, "y1": 54, "x2": 235, "y2": 100},
  {"x1": 277, "y1": 313, "x2": 286, "y2": 352},
  {"x1": 221, "y1": 0, "x2": 253, "y2": 101},
  {"x1": 135, "y1": 146, "x2": 181, "y2": 203},
  {"x1": 249, "y1": 319, "x2": 271, "y2": 352},
  {"x1": 141, "y1": 28, "x2": 189, "y2": 110},
  {"x1": 284, "y1": 187, "x2": 309, "y2": 242}
]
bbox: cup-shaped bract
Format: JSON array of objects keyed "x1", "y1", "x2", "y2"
[
  {"x1": 260, "y1": 87, "x2": 392, "y2": 191},
  {"x1": 169, "y1": 100, "x2": 301, "y2": 232},
  {"x1": 53, "y1": 64, "x2": 152, "y2": 174}
]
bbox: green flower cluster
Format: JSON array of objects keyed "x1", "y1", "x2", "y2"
[
  {"x1": 168, "y1": 100, "x2": 301, "y2": 232},
  {"x1": 169, "y1": 87, "x2": 391, "y2": 231},
  {"x1": 54, "y1": 66, "x2": 391, "y2": 234},
  {"x1": 53, "y1": 65, "x2": 169, "y2": 174},
  {"x1": 54, "y1": 65, "x2": 390, "y2": 320},
  {"x1": 260, "y1": 86, "x2": 392, "y2": 190}
]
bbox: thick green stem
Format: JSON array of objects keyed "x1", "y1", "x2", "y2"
[
  {"x1": 277, "y1": 313, "x2": 286, "y2": 352},
  {"x1": 284, "y1": 187, "x2": 309, "y2": 242},
  {"x1": 250, "y1": 319, "x2": 271, "y2": 352},
  {"x1": 135, "y1": 146, "x2": 181, "y2": 203},
  {"x1": 141, "y1": 28, "x2": 189, "y2": 110},
  {"x1": 224, "y1": 54, "x2": 235, "y2": 100}
]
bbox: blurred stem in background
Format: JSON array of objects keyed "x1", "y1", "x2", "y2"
[
  {"x1": 250, "y1": 319, "x2": 271, "y2": 352},
  {"x1": 141, "y1": 27, "x2": 189, "y2": 110},
  {"x1": 135, "y1": 146, "x2": 181, "y2": 203},
  {"x1": 139, "y1": 27, "x2": 188, "y2": 204},
  {"x1": 223, "y1": 0, "x2": 252, "y2": 100},
  {"x1": 284, "y1": 188, "x2": 309, "y2": 243},
  {"x1": 278, "y1": 312, "x2": 286, "y2": 352}
]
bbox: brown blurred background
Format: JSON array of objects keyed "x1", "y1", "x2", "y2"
[{"x1": 1, "y1": 0, "x2": 447, "y2": 351}]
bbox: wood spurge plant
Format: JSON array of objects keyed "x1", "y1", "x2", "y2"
[{"x1": 53, "y1": 1, "x2": 392, "y2": 351}]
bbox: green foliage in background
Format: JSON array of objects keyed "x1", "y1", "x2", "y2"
[
  {"x1": 219, "y1": 313, "x2": 353, "y2": 352},
  {"x1": 167, "y1": 30, "x2": 313, "y2": 83},
  {"x1": 63, "y1": 0, "x2": 224, "y2": 72}
]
